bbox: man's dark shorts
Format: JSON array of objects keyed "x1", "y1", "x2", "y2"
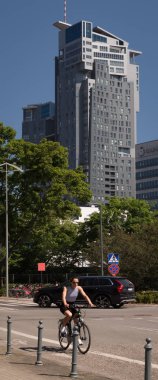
[{"x1": 60, "y1": 302, "x2": 77, "y2": 315}]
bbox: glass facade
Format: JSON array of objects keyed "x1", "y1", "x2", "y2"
[
  {"x1": 136, "y1": 142, "x2": 158, "y2": 204},
  {"x1": 41, "y1": 103, "x2": 50, "y2": 119},
  {"x1": 137, "y1": 191, "x2": 158, "y2": 200},
  {"x1": 22, "y1": 102, "x2": 55, "y2": 144},
  {"x1": 86, "y1": 22, "x2": 92, "y2": 38},
  {"x1": 136, "y1": 168, "x2": 158, "y2": 180},
  {"x1": 136, "y1": 157, "x2": 158, "y2": 168},
  {"x1": 136, "y1": 180, "x2": 158, "y2": 190},
  {"x1": 92, "y1": 33, "x2": 107, "y2": 43},
  {"x1": 66, "y1": 22, "x2": 82, "y2": 43}
]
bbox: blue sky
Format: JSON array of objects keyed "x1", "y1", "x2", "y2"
[{"x1": 0, "y1": 0, "x2": 158, "y2": 143}]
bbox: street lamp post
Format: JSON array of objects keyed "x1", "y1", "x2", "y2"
[
  {"x1": 92, "y1": 202, "x2": 104, "y2": 276},
  {"x1": 0, "y1": 162, "x2": 23, "y2": 297},
  {"x1": 100, "y1": 203, "x2": 104, "y2": 276}
]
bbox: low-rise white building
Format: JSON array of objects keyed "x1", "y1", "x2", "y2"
[{"x1": 74, "y1": 205, "x2": 99, "y2": 223}]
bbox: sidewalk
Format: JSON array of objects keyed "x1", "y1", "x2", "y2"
[
  {"x1": 0, "y1": 343, "x2": 111, "y2": 380},
  {"x1": 0, "y1": 297, "x2": 112, "y2": 379}
]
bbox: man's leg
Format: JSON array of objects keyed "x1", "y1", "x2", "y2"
[{"x1": 62, "y1": 309, "x2": 72, "y2": 326}]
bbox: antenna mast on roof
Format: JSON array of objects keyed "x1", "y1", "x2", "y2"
[{"x1": 64, "y1": 0, "x2": 67, "y2": 23}]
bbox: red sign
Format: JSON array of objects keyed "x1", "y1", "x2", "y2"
[
  {"x1": 38, "y1": 263, "x2": 46, "y2": 271},
  {"x1": 108, "y1": 263, "x2": 120, "y2": 276}
]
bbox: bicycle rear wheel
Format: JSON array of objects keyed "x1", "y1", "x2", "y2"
[
  {"x1": 78, "y1": 323, "x2": 91, "y2": 354},
  {"x1": 58, "y1": 322, "x2": 71, "y2": 350}
]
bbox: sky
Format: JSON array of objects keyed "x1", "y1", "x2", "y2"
[{"x1": 0, "y1": 0, "x2": 158, "y2": 143}]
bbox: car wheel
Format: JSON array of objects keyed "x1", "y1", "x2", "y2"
[
  {"x1": 94, "y1": 295, "x2": 111, "y2": 308},
  {"x1": 38, "y1": 294, "x2": 51, "y2": 307}
]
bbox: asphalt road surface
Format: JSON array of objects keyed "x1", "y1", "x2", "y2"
[{"x1": 0, "y1": 298, "x2": 158, "y2": 380}]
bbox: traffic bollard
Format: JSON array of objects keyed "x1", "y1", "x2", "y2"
[
  {"x1": 35, "y1": 320, "x2": 43, "y2": 365},
  {"x1": 6, "y1": 316, "x2": 12, "y2": 355},
  {"x1": 70, "y1": 325, "x2": 79, "y2": 378},
  {"x1": 144, "y1": 337, "x2": 152, "y2": 380}
]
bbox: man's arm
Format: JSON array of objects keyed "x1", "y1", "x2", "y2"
[
  {"x1": 78, "y1": 286, "x2": 94, "y2": 307},
  {"x1": 62, "y1": 286, "x2": 69, "y2": 307}
]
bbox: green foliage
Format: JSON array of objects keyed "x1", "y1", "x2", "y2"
[
  {"x1": 0, "y1": 123, "x2": 158, "y2": 288},
  {"x1": 0, "y1": 124, "x2": 92, "y2": 273},
  {"x1": 0, "y1": 122, "x2": 16, "y2": 146},
  {"x1": 136, "y1": 291, "x2": 158, "y2": 304},
  {"x1": 79, "y1": 198, "x2": 158, "y2": 289},
  {"x1": 0, "y1": 287, "x2": 6, "y2": 296},
  {"x1": 105, "y1": 197, "x2": 155, "y2": 233}
]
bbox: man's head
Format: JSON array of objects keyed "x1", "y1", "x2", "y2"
[{"x1": 70, "y1": 277, "x2": 79, "y2": 287}]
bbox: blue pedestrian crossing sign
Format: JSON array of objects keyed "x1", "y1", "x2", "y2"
[{"x1": 108, "y1": 253, "x2": 119, "y2": 264}]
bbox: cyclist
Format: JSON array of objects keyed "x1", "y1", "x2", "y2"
[{"x1": 60, "y1": 277, "x2": 94, "y2": 336}]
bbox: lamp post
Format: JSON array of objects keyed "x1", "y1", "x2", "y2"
[
  {"x1": 99, "y1": 203, "x2": 104, "y2": 276},
  {"x1": 92, "y1": 202, "x2": 104, "y2": 276},
  {"x1": 0, "y1": 162, "x2": 23, "y2": 297}
]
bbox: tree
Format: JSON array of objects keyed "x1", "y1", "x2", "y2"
[
  {"x1": 106, "y1": 220, "x2": 158, "y2": 289},
  {"x1": 0, "y1": 123, "x2": 92, "y2": 274},
  {"x1": 78, "y1": 197, "x2": 157, "y2": 283}
]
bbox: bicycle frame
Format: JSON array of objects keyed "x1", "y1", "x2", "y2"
[{"x1": 58, "y1": 306, "x2": 91, "y2": 354}]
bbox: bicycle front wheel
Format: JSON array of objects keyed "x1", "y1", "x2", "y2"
[
  {"x1": 58, "y1": 322, "x2": 71, "y2": 350},
  {"x1": 78, "y1": 323, "x2": 91, "y2": 354}
]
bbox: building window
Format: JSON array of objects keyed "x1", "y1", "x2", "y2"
[{"x1": 86, "y1": 22, "x2": 92, "y2": 38}]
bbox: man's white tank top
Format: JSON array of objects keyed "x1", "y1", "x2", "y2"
[{"x1": 66, "y1": 286, "x2": 79, "y2": 302}]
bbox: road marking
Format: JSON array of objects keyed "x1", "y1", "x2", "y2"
[
  {"x1": 10, "y1": 303, "x2": 35, "y2": 306},
  {"x1": 131, "y1": 317, "x2": 143, "y2": 320},
  {"x1": 0, "y1": 303, "x2": 16, "y2": 306},
  {"x1": 0, "y1": 327, "x2": 58, "y2": 344},
  {"x1": 92, "y1": 317, "x2": 124, "y2": 321},
  {"x1": 0, "y1": 327, "x2": 158, "y2": 369},
  {"x1": 0, "y1": 300, "x2": 32, "y2": 303},
  {"x1": 0, "y1": 302, "x2": 35, "y2": 307},
  {"x1": 53, "y1": 352, "x2": 70, "y2": 358},
  {"x1": 90, "y1": 351, "x2": 158, "y2": 369},
  {"x1": 131, "y1": 326, "x2": 158, "y2": 333},
  {"x1": 0, "y1": 307, "x2": 15, "y2": 311},
  {"x1": 12, "y1": 338, "x2": 28, "y2": 345}
]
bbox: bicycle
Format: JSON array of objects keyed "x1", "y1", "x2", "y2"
[{"x1": 58, "y1": 305, "x2": 91, "y2": 354}]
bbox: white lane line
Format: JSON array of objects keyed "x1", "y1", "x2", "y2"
[
  {"x1": 0, "y1": 302, "x2": 34, "y2": 307},
  {"x1": 0, "y1": 307, "x2": 15, "y2": 311},
  {"x1": 92, "y1": 318, "x2": 124, "y2": 321},
  {"x1": 131, "y1": 317, "x2": 143, "y2": 320},
  {"x1": 90, "y1": 351, "x2": 158, "y2": 369},
  {"x1": 0, "y1": 327, "x2": 158, "y2": 369},
  {"x1": 0, "y1": 303, "x2": 17, "y2": 306},
  {"x1": 9, "y1": 303, "x2": 35, "y2": 306},
  {"x1": 0, "y1": 327, "x2": 58, "y2": 344},
  {"x1": 131, "y1": 326, "x2": 158, "y2": 333}
]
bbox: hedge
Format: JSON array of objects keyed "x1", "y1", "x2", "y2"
[{"x1": 136, "y1": 291, "x2": 158, "y2": 304}]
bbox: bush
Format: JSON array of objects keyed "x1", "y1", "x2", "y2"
[
  {"x1": 136, "y1": 291, "x2": 158, "y2": 304},
  {"x1": 0, "y1": 287, "x2": 6, "y2": 296}
]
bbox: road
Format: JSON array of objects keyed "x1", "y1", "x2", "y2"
[{"x1": 0, "y1": 298, "x2": 158, "y2": 380}]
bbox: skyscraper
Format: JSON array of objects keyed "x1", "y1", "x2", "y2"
[
  {"x1": 22, "y1": 102, "x2": 55, "y2": 144},
  {"x1": 136, "y1": 140, "x2": 158, "y2": 207},
  {"x1": 54, "y1": 20, "x2": 141, "y2": 203}
]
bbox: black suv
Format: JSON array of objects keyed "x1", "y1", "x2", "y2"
[{"x1": 33, "y1": 276, "x2": 135, "y2": 309}]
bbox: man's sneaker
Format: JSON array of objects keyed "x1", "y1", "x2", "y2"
[
  {"x1": 61, "y1": 326, "x2": 67, "y2": 337},
  {"x1": 78, "y1": 338, "x2": 83, "y2": 345}
]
